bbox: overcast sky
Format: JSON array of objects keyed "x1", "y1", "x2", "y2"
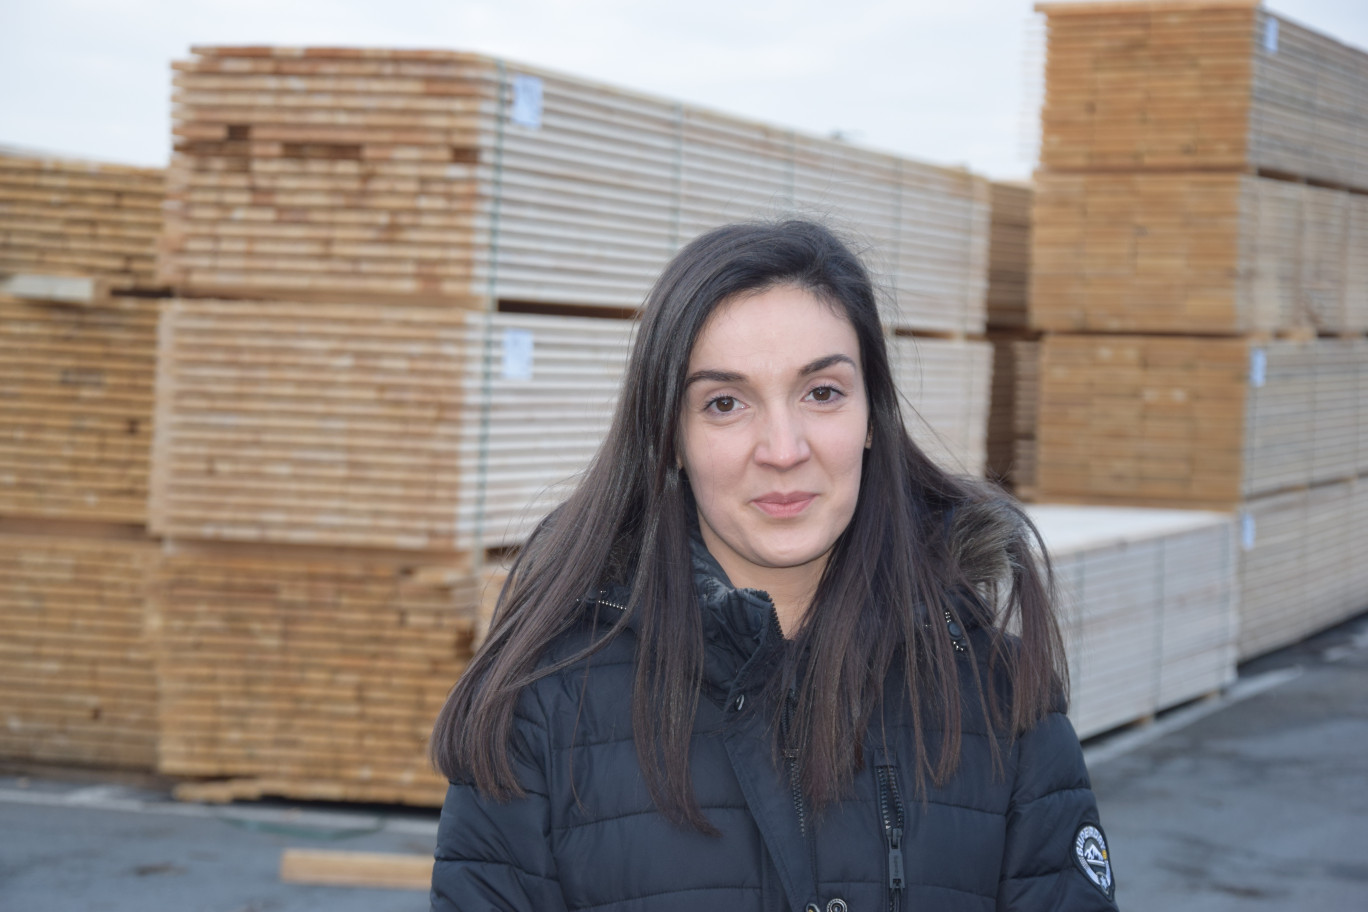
[{"x1": 1, "y1": 0, "x2": 1365, "y2": 181}]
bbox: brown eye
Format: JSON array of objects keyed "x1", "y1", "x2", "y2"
[
  {"x1": 810, "y1": 386, "x2": 834, "y2": 402},
  {"x1": 712, "y1": 396, "x2": 736, "y2": 413}
]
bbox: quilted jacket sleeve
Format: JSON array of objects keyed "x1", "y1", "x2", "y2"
[
  {"x1": 997, "y1": 710, "x2": 1120, "y2": 911},
  {"x1": 430, "y1": 690, "x2": 567, "y2": 912}
]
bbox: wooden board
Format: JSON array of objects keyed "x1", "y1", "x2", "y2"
[
  {"x1": 1036, "y1": 335, "x2": 1368, "y2": 508},
  {"x1": 1031, "y1": 172, "x2": 1368, "y2": 335},
  {"x1": 279, "y1": 849, "x2": 430, "y2": 890},
  {"x1": 1028, "y1": 504, "x2": 1237, "y2": 739},
  {"x1": 1037, "y1": 3, "x2": 1368, "y2": 190},
  {"x1": 0, "y1": 153, "x2": 165, "y2": 287},
  {"x1": 149, "y1": 542, "x2": 478, "y2": 807},
  {"x1": 0, "y1": 528, "x2": 159, "y2": 770},
  {"x1": 151, "y1": 298, "x2": 635, "y2": 551},
  {"x1": 160, "y1": 46, "x2": 990, "y2": 333},
  {"x1": 0, "y1": 294, "x2": 159, "y2": 524}
]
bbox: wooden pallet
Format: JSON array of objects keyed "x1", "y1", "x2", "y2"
[
  {"x1": 1035, "y1": 334, "x2": 1368, "y2": 508},
  {"x1": 1028, "y1": 504, "x2": 1237, "y2": 740},
  {"x1": 1031, "y1": 171, "x2": 1368, "y2": 335},
  {"x1": 0, "y1": 527, "x2": 159, "y2": 770},
  {"x1": 148, "y1": 541, "x2": 478, "y2": 807},
  {"x1": 0, "y1": 294, "x2": 160, "y2": 524},
  {"x1": 0, "y1": 153, "x2": 165, "y2": 287},
  {"x1": 1036, "y1": 1, "x2": 1368, "y2": 190},
  {"x1": 160, "y1": 46, "x2": 990, "y2": 333},
  {"x1": 150, "y1": 298, "x2": 635, "y2": 551}
]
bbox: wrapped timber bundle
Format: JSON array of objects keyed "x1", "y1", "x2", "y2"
[
  {"x1": 148, "y1": 543, "x2": 477, "y2": 806},
  {"x1": 1036, "y1": 335, "x2": 1368, "y2": 509},
  {"x1": 0, "y1": 153, "x2": 165, "y2": 295},
  {"x1": 161, "y1": 46, "x2": 989, "y2": 333},
  {"x1": 888, "y1": 336, "x2": 993, "y2": 476},
  {"x1": 0, "y1": 295, "x2": 159, "y2": 524},
  {"x1": 0, "y1": 527, "x2": 159, "y2": 770},
  {"x1": 1036, "y1": 0, "x2": 1368, "y2": 189},
  {"x1": 150, "y1": 299, "x2": 634, "y2": 551},
  {"x1": 1237, "y1": 477, "x2": 1368, "y2": 659},
  {"x1": 1032, "y1": 172, "x2": 1368, "y2": 335},
  {"x1": 1028, "y1": 505, "x2": 1237, "y2": 739}
]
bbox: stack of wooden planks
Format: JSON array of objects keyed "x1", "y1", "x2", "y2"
[
  {"x1": 984, "y1": 181, "x2": 1039, "y2": 490},
  {"x1": 0, "y1": 153, "x2": 165, "y2": 288},
  {"x1": 1036, "y1": 335, "x2": 1368, "y2": 508},
  {"x1": 1032, "y1": 172, "x2": 1368, "y2": 335},
  {"x1": 1029, "y1": 505, "x2": 1238, "y2": 739},
  {"x1": 0, "y1": 526, "x2": 159, "y2": 769},
  {"x1": 0, "y1": 294, "x2": 159, "y2": 524},
  {"x1": 1037, "y1": 1, "x2": 1368, "y2": 187},
  {"x1": 160, "y1": 46, "x2": 990, "y2": 333},
  {"x1": 149, "y1": 542, "x2": 477, "y2": 806},
  {"x1": 889, "y1": 336, "x2": 993, "y2": 477},
  {"x1": 150, "y1": 299, "x2": 633, "y2": 552},
  {"x1": 1237, "y1": 477, "x2": 1368, "y2": 659}
]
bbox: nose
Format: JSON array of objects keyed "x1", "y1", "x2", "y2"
[{"x1": 754, "y1": 405, "x2": 811, "y2": 469}]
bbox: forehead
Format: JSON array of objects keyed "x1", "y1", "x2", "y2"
[{"x1": 689, "y1": 285, "x2": 860, "y2": 368}]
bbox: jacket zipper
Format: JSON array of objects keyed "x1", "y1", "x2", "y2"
[
  {"x1": 782, "y1": 690, "x2": 820, "y2": 901},
  {"x1": 876, "y1": 764, "x2": 906, "y2": 912}
]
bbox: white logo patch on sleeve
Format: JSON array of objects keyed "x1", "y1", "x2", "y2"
[{"x1": 1073, "y1": 823, "x2": 1114, "y2": 900}]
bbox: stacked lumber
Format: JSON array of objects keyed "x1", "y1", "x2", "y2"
[
  {"x1": 986, "y1": 339, "x2": 1040, "y2": 492},
  {"x1": 148, "y1": 543, "x2": 477, "y2": 806},
  {"x1": 1036, "y1": 335, "x2": 1368, "y2": 508},
  {"x1": 1237, "y1": 477, "x2": 1368, "y2": 659},
  {"x1": 0, "y1": 294, "x2": 159, "y2": 524},
  {"x1": 1029, "y1": 505, "x2": 1237, "y2": 739},
  {"x1": 986, "y1": 182, "x2": 1032, "y2": 330},
  {"x1": 161, "y1": 46, "x2": 989, "y2": 333},
  {"x1": 889, "y1": 336, "x2": 992, "y2": 476},
  {"x1": 1037, "y1": 1, "x2": 1368, "y2": 189},
  {"x1": 0, "y1": 527, "x2": 159, "y2": 769},
  {"x1": 0, "y1": 153, "x2": 165, "y2": 288},
  {"x1": 150, "y1": 299, "x2": 633, "y2": 551},
  {"x1": 1032, "y1": 172, "x2": 1368, "y2": 335}
]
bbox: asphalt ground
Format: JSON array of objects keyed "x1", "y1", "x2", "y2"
[{"x1": 2, "y1": 609, "x2": 1366, "y2": 911}]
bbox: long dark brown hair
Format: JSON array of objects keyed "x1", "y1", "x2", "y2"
[{"x1": 430, "y1": 219, "x2": 1066, "y2": 830}]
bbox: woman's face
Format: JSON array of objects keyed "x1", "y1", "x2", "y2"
[{"x1": 678, "y1": 283, "x2": 870, "y2": 596}]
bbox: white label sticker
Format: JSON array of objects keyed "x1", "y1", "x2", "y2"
[
  {"x1": 511, "y1": 75, "x2": 543, "y2": 129},
  {"x1": 502, "y1": 328, "x2": 534, "y2": 380},
  {"x1": 1264, "y1": 18, "x2": 1279, "y2": 54},
  {"x1": 1241, "y1": 512, "x2": 1256, "y2": 551},
  {"x1": 1249, "y1": 348, "x2": 1267, "y2": 388}
]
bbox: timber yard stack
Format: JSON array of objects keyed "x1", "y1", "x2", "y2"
[
  {"x1": 983, "y1": 181, "x2": 1040, "y2": 492},
  {"x1": 0, "y1": 153, "x2": 166, "y2": 771},
  {"x1": 142, "y1": 45, "x2": 997, "y2": 806},
  {"x1": 1033, "y1": 0, "x2": 1368, "y2": 661}
]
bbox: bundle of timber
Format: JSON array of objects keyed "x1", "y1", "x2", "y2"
[
  {"x1": 987, "y1": 339, "x2": 1041, "y2": 492},
  {"x1": 889, "y1": 336, "x2": 993, "y2": 477},
  {"x1": 1237, "y1": 477, "x2": 1368, "y2": 659},
  {"x1": 161, "y1": 46, "x2": 989, "y2": 333},
  {"x1": 0, "y1": 294, "x2": 159, "y2": 524},
  {"x1": 1035, "y1": 334, "x2": 1368, "y2": 508},
  {"x1": 0, "y1": 526, "x2": 159, "y2": 770},
  {"x1": 0, "y1": 153, "x2": 165, "y2": 289},
  {"x1": 149, "y1": 542, "x2": 477, "y2": 806},
  {"x1": 986, "y1": 181, "x2": 1032, "y2": 330},
  {"x1": 1037, "y1": 1, "x2": 1368, "y2": 190},
  {"x1": 1032, "y1": 172, "x2": 1368, "y2": 335},
  {"x1": 1028, "y1": 505, "x2": 1237, "y2": 739},
  {"x1": 150, "y1": 299, "x2": 633, "y2": 551}
]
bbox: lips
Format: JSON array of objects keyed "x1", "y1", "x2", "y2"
[{"x1": 751, "y1": 492, "x2": 816, "y2": 518}]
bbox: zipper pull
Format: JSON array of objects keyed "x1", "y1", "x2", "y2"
[{"x1": 888, "y1": 826, "x2": 905, "y2": 890}]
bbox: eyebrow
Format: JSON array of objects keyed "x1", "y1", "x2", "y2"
[{"x1": 684, "y1": 353, "x2": 857, "y2": 387}]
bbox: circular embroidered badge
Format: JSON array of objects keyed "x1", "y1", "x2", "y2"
[{"x1": 1073, "y1": 823, "x2": 1114, "y2": 900}]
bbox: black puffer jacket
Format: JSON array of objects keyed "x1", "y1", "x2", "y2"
[{"x1": 432, "y1": 541, "x2": 1119, "y2": 911}]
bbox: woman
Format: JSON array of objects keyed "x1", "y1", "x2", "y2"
[{"x1": 430, "y1": 220, "x2": 1118, "y2": 911}]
